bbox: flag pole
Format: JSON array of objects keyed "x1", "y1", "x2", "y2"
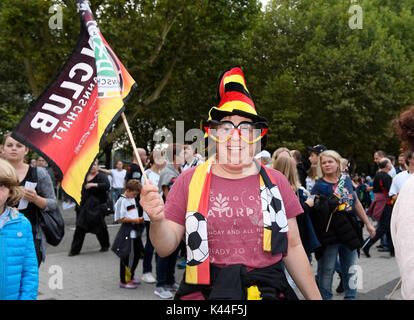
[{"x1": 121, "y1": 112, "x2": 149, "y2": 184}]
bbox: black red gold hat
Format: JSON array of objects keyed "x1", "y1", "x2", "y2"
[{"x1": 208, "y1": 66, "x2": 268, "y2": 124}]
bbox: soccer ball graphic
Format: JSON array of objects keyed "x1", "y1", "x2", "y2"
[
  {"x1": 185, "y1": 211, "x2": 209, "y2": 266},
  {"x1": 260, "y1": 185, "x2": 288, "y2": 232}
]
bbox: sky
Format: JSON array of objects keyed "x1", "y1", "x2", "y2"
[{"x1": 260, "y1": 0, "x2": 270, "y2": 9}]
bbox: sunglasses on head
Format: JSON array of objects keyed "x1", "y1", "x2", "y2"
[{"x1": 204, "y1": 119, "x2": 268, "y2": 144}]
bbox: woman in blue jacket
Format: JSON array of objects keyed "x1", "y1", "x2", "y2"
[{"x1": 0, "y1": 158, "x2": 38, "y2": 300}]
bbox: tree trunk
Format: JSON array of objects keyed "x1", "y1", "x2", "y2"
[{"x1": 23, "y1": 57, "x2": 39, "y2": 98}]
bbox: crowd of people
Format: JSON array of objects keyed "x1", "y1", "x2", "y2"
[{"x1": 0, "y1": 66, "x2": 414, "y2": 300}]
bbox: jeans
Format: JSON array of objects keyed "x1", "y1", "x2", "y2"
[
  {"x1": 317, "y1": 244, "x2": 357, "y2": 300},
  {"x1": 143, "y1": 221, "x2": 154, "y2": 274},
  {"x1": 155, "y1": 247, "x2": 180, "y2": 287},
  {"x1": 112, "y1": 188, "x2": 124, "y2": 206}
]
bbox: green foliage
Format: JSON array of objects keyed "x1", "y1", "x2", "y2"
[
  {"x1": 0, "y1": 0, "x2": 413, "y2": 174},
  {"x1": 245, "y1": 0, "x2": 414, "y2": 174}
]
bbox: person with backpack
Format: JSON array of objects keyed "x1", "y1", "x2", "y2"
[{"x1": 112, "y1": 179, "x2": 144, "y2": 289}]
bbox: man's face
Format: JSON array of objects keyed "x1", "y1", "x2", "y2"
[
  {"x1": 215, "y1": 115, "x2": 257, "y2": 168},
  {"x1": 374, "y1": 153, "x2": 382, "y2": 164},
  {"x1": 398, "y1": 155, "x2": 405, "y2": 166},
  {"x1": 36, "y1": 157, "x2": 47, "y2": 167},
  {"x1": 138, "y1": 149, "x2": 147, "y2": 165}
]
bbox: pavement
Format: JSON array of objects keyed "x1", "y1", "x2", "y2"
[{"x1": 37, "y1": 201, "x2": 403, "y2": 300}]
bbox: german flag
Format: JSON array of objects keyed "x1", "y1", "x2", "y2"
[{"x1": 11, "y1": 0, "x2": 136, "y2": 204}]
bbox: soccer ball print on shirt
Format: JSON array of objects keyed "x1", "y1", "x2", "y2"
[
  {"x1": 185, "y1": 211, "x2": 209, "y2": 266},
  {"x1": 260, "y1": 185, "x2": 288, "y2": 232}
]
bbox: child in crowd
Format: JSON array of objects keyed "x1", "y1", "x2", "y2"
[
  {"x1": 0, "y1": 158, "x2": 38, "y2": 299},
  {"x1": 112, "y1": 179, "x2": 144, "y2": 289}
]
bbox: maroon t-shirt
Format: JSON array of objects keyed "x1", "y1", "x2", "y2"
[{"x1": 164, "y1": 166, "x2": 303, "y2": 270}]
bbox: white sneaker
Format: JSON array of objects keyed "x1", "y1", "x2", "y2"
[
  {"x1": 154, "y1": 286, "x2": 173, "y2": 299},
  {"x1": 141, "y1": 273, "x2": 156, "y2": 284}
]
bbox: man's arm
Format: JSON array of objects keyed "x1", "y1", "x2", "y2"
[{"x1": 98, "y1": 167, "x2": 111, "y2": 175}]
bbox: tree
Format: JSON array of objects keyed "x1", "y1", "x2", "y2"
[
  {"x1": 0, "y1": 0, "x2": 261, "y2": 164},
  {"x1": 245, "y1": 0, "x2": 414, "y2": 174}
]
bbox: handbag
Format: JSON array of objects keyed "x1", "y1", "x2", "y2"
[
  {"x1": 39, "y1": 207, "x2": 65, "y2": 246},
  {"x1": 32, "y1": 167, "x2": 65, "y2": 246}
]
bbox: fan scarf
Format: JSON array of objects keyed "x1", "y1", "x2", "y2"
[{"x1": 185, "y1": 158, "x2": 289, "y2": 285}]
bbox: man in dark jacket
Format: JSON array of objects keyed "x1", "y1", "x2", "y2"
[{"x1": 363, "y1": 158, "x2": 393, "y2": 257}]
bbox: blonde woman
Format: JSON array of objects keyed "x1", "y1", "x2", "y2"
[
  {"x1": 311, "y1": 150, "x2": 375, "y2": 300},
  {"x1": 1, "y1": 133, "x2": 57, "y2": 265}
]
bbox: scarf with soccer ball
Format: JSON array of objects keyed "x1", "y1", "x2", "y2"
[{"x1": 184, "y1": 158, "x2": 289, "y2": 285}]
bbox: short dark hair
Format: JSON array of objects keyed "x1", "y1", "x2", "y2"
[
  {"x1": 125, "y1": 179, "x2": 142, "y2": 192},
  {"x1": 378, "y1": 159, "x2": 390, "y2": 169}
]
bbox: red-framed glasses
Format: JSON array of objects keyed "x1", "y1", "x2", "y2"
[{"x1": 205, "y1": 120, "x2": 268, "y2": 144}]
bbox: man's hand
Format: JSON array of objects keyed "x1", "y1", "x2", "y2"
[{"x1": 140, "y1": 181, "x2": 165, "y2": 223}]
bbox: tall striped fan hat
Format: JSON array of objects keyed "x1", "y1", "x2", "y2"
[{"x1": 208, "y1": 66, "x2": 268, "y2": 124}]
